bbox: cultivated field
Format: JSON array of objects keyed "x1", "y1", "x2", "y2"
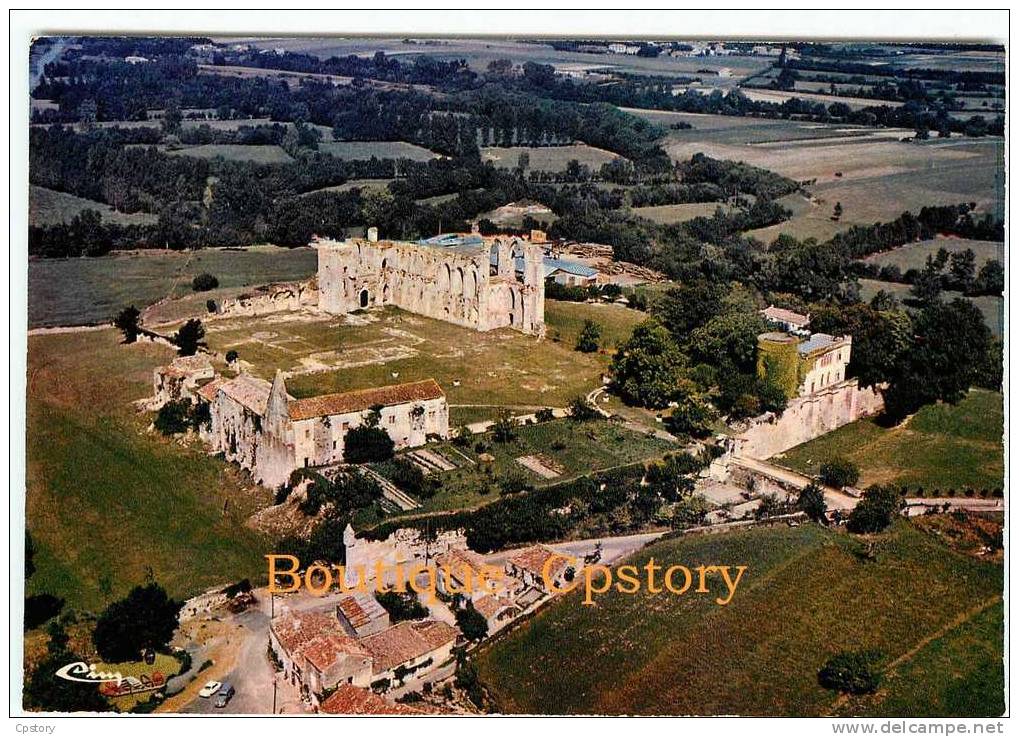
[
  {"x1": 861, "y1": 238, "x2": 1003, "y2": 272},
  {"x1": 481, "y1": 144, "x2": 622, "y2": 171},
  {"x1": 476, "y1": 521, "x2": 1003, "y2": 715},
  {"x1": 631, "y1": 202, "x2": 729, "y2": 224},
  {"x1": 773, "y1": 389, "x2": 1004, "y2": 492},
  {"x1": 299, "y1": 178, "x2": 395, "y2": 196},
  {"x1": 857, "y1": 279, "x2": 1003, "y2": 338},
  {"x1": 741, "y1": 86, "x2": 905, "y2": 110},
  {"x1": 317, "y1": 140, "x2": 439, "y2": 161},
  {"x1": 29, "y1": 185, "x2": 158, "y2": 228},
  {"x1": 25, "y1": 329, "x2": 271, "y2": 610},
  {"x1": 28, "y1": 246, "x2": 317, "y2": 328},
  {"x1": 164, "y1": 143, "x2": 294, "y2": 164}
]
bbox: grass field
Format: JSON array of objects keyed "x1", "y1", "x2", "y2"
[
  {"x1": 630, "y1": 202, "x2": 729, "y2": 224},
  {"x1": 318, "y1": 140, "x2": 438, "y2": 161},
  {"x1": 773, "y1": 390, "x2": 1004, "y2": 492},
  {"x1": 205, "y1": 301, "x2": 641, "y2": 415},
  {"x1": 28, "y1": 246, "x2": 317, "y2": 328},
  {"x1": 861, "y1": 238, "x2": 1003, "y2": 271},
  {"x1": 857, "y1": 279, "x2": 1003, "y2": 338},
  {"x1": 299, "y1": 178, "x2": 394, "y2": 196},
  {"x1": 544, "y1": 300, "x2": 646, "y2": 353},
  {"x1": 29, "y1": 186, "x2": 158, "y2": 228},
  {"x1": 164, "y1": 144, "x2": 294, "y2": 164},
  {"x1": 481, "y1": 144, "x2": 622, "y2": 172},
  {"x1": 476, "y1": 521, "x2": 1003, "y2": 715},
  {"x1": 397, "y1": 417, "x2": 672, "y2": 515},
  {"x1": 25, "y1": 329, "x2": 271, "y2": 611}
]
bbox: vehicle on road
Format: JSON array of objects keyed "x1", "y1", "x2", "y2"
[
  {"x1": 198, "y1": 681, "x2": 222, "y2": 698},
  {"x1": 214, "y1": 683, "x2": 235, "y2": 708}
]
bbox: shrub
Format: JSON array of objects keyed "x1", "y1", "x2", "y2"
[
  {"x1": 192, "y1": 273, "x2": 219, "y2": 292},
  {"x1": 225, "y1": 349, "x2": 238, "y2": 364},
  {"x1": 114, "y1": 305, "x2": 141, "y2": 343},
  {"x1": 24, "y1": 593, "x2": 65, "y2": 630},
  {"x1": 819, "y1": 457, "x2": 860, "y2": 488},
  {"x1": 535, "y1": 407, "x2": 555, "y2": 423},
  {"x1": 818, "y1": 650, "x2": 883, "y2": 695},
  {"x1": 847, "y1": 485, "x2": 904, "y2": 534},
  {"x1": 797, "y1": 483, "x2": 828, "y2": 523},
  {"x1": 375, "y1": 458, "x2": 433, "y2": 498},
  {"x1": 206, "y1": 299, "x2": 217, "y2": 314},
  {"x1": 575, "y1": 320, "x2": 601, "y2": 353},
  {"x1": 568, "y1": 396, "x2": 598, "y2": 421}
]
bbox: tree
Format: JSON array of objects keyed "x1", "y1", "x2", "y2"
[
  {"x1": 376, "y1": 591, "x2": 428, "y2": 622},
  {"x1": 818, "y1": 650, "x2": 883, "y2": 695},
  {"x1": 343, "y1": 424, "x2": 395, "y2": 463},
  {"x1": 161, "y1": 101, "x2": 183, "y2": 137},
  {"x1": 910, "y1": 254, "x2": 944, "y2": 304},
  {"x1": 455, "y1": 603, "x2": 489, "y2": 642},
  {"x1": 516, "y1": 151, "x2": 530, "y2": 171},
  {"x1": 575, "y1": 320, "x2": 601, "y2": 353},
  {"x1": 847, "y1": 485, "x2": 904, "y2": 534},
  {"x1": 832, "y1": 202, "x2": 843, "y2": 221},
  {"x1": 818, "y1": 457, "x2": 860, "y2": 489},
  {"x1": 568, "y1": 396, "x2": 598, "y2": 421},
  {"x1": 114, "y1": 303, "x2": 141, "y2": 344},
  {"x1": 882, "y1": 299, "x2": 992, "y2": 421},
  {"x1": 948, "y1": 249, "x2": 976, "y2": 291},
  {"x1": 174, "y1": 319, "x2": 205, "y2": 357},
  {"x1": 663, "y1": 391, "x2": 716, "y2": 439},
  {"x1": 225, "y1": 350, "x2": 239, "y2": 364},
  {"x1": 92, "y1": 582, "x2": 181, "y2": 662},
  {"x1": 191, "y1": 273, "x2": 219, "y2": 292},
  {"x1": 610, "y1": 319, "x2": 686, "y2": 409},
  {"x1": 24, "y1": 593, "x2": 65, "y2": 630},
  {"x1": 492, "y1": 409, "x2": 517, "y2": 442},
  {"x1": 797, "y1": 483, "x2": 827, "y2": 523},
  {"x1": 809, "y1": 303, "x2": 911, "y2": 389}
]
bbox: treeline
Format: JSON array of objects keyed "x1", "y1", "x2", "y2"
[{"x1": 785, "y1": 57, "x2": 1005, "y2": 88}]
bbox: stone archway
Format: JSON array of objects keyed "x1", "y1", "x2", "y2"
[{"x1": 359, "y1": 289, "x2": 370, "y2": 308}]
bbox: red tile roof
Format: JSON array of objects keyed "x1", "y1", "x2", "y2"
[
  {"x1": 336, "y1": 592, "x2": 388, "y2": 631},
  {"x1": 508, "y1": 544, "x2": 568, "y2": 580},
  {"x1": 288, "y1": 379, "x2": 444, "y2": 421},
  {"x1": 271, "y1": 610, "x2": 344, "y2": 655},
  {"x1": 299, "y1": 634, "x2": 368, "y2": 673},
  {"x1": 360, "y1": 620, "x2": 458, "y2": 674},
  {"x1": 196, "y1": 376, "x2": 228, "y2": 402},
  {"x1": 319, "y1": 684, "x2": 427, "y2": 715}
]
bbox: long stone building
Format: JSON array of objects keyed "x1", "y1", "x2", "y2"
[
  {"x1": 315, "y1": 229, "x2": 546, "y2": 336},
  {"x1": 197, "y1": 372, "x2": 449, "y2": 489}
]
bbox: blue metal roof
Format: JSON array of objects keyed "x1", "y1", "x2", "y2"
[
  {"x1": 798, "y1": 333, "x2": 835, "y2": 355},
  {"x1": 485, "y1": 252, "x2": 598, "y2": 279},
  {"x1": 417, "y1": 234, "x2": 485, "y2": 249}
]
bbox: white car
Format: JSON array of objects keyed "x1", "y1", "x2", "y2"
[{"x1": 198, "y1": 681, "x2": 222, "y2": 698}]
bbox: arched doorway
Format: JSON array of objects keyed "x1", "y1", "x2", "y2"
[{"x1": 359, "y1": 289, "x2": 369, "y2": 308}]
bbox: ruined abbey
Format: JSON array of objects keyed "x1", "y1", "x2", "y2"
[{"x1": 315, "y1": 229, "x2": 546, "y2": 336}]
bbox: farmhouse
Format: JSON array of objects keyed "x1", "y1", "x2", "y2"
[
  {"x1": 270, "y1": 607, "x2": 458, "y2": 700},
  {"x1": 506, "y1": 544, "x2": 571, "y2": 593},
  {"x1": 759, "y1": 305, "x2": 810, "y2": 336},
  {"x1": 315, "y1": 228, "x2": 546, "y2": 336},
  {"x1": 198, "y1": 371, "x2": 448, "y2": 488}
]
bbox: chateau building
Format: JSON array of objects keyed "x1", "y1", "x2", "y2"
[
  {"x1": 315, "y1": 229, "x2": 546, "y2": 336},
  {"x1": 197, "y1": 372, "x2": 448, "y2": 489}
]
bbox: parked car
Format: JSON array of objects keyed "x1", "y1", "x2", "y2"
[
  {"x1": 214, "y1": 683, "x2": 235, "y2": 708},
  {"x1": 198, "y1": 681, "x2": 222, "y2": 698}
]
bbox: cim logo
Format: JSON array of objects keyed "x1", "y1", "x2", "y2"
[{"x1": 54, "y1": 661, "x2": 123, "y2": 687}]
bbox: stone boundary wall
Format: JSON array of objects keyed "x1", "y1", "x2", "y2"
[{"x1": 733, "y1": 378, "x2": 884, "y2": 460}]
